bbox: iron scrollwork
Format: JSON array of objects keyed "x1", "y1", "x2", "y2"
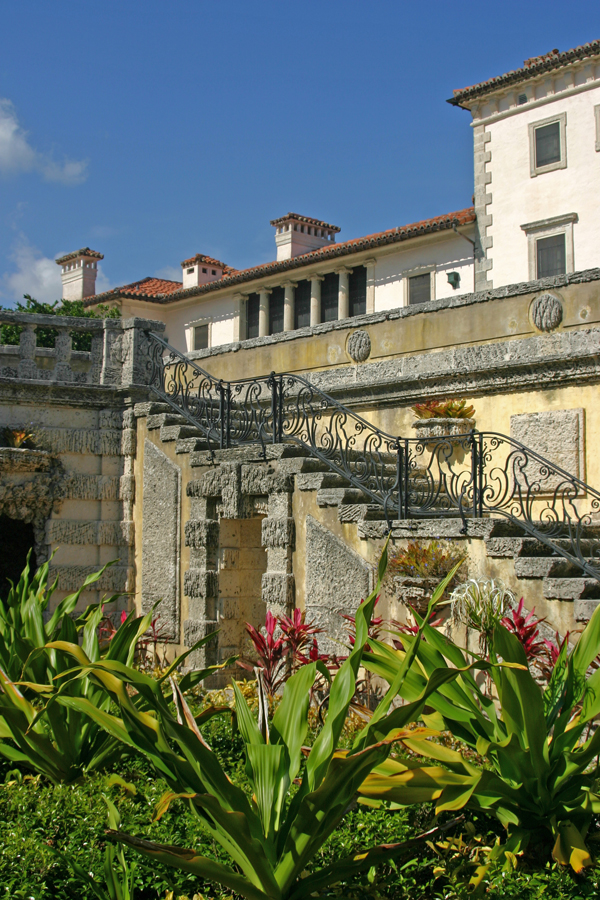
[{"x1": 146, "y1": 331, "x2": 600, "y2": 582}]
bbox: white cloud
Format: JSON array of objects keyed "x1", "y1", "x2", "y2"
[
  {"x1": 0, "y1": 98, "x2": 88, "y2": 185},
  {"x1": 154, "y1": 265, "x2": 182, "y2": 282},
  {"x1": 1, "y1": 236, "x2": 112, "y2": 305}
]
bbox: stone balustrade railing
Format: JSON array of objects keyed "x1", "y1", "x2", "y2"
[{"x1": 0, "y1": 313, "x2": 166, "y2": 387}]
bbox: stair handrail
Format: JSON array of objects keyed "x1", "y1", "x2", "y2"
[{"x1": 146, "y1": 331, "x2": 600, "y2": 583}]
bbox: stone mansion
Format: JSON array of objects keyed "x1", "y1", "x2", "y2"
[{"x1": 53, "y1": 40, "x2": 600, "y2": 356}]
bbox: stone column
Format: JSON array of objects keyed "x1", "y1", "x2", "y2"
[
  {"x1": 17, "y1": 324, "x2": 37, "y2": 380},
  {"x1": 52, "y1": 328, "x2": 73, "y2": 382},
  {"x1": 259, "y1": 288, "x2": 271, "y2": 337},
  {"x1": 364, "y1": 258, "x2": 376, "y2": 314},
  {"x1": 232, "y1": 293, "x2": 244, "y2": 342},
  {"x1": 283, "y1": 281, "x2": 296, "y2": 332},
  {"x1": 336, "y1": 267, "x2": 352, "y2": 320},
  {"x1": 310, "y1": 275, "x2": 323, "y2": 327},
  {"x1": 120, "y1": 317, "x2": 166, "y2": 386}
]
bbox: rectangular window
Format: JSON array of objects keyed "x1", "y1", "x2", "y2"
[
  {"x1": 294, "y1": 280, "x2": 311, "y2": 329},
  {"x1": 194, "y1": 324, "x2": 209, "y2": 351},
  {"x1": 247, "y1": 293, "x2": 260, "y2": 339},
  {"x1": 320, "y1": 272, "x2": 339, "y2": 322},
  {"x1": 269, "y1": 286, "x2": 285, "y2": 334},
  {"x1": 536, "y1": 233, "x2": 566, "y2": 278},
  {"x1": 529, "y1": 113, "x2": 566, "y2": 176},
  {"x1": 535, "y1": 122, "x2": 561, "y2": 168},
  {"x1": 408, "y1": 272, "x2": 431, "y2": 305},
  {"x1": 348, "y1": 266, "x2": 367, "y2": 317}
]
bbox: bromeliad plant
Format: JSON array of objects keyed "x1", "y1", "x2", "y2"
[
  {"x1": 51, "y1": 549, "x2": 486, "y2": 900},
  {"x1": 411, "y1": 399, "x2": 475, "y2": 420},
  {"x1": 359, "y1": 602, "x2": 600, "y2": 876}
]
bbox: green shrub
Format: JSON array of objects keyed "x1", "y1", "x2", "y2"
[{"x1": 0, "y1": 294, "x2": 120, "y2": 351}]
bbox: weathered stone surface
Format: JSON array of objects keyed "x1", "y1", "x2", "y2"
[
  {"x1": 40, "y1": 428, "x2": 100, "y2": 455},
  {"x1": 530, "y1": 293, "x2": 563, "y2": 332},
  {"x1": 220, "y1": 463, "x2": 242, "y2": 518},
  {"x1": 121, "y1": 428, "x2": 137, "y2": 456},
  {"x1": 142, "y1": 440, "x2": 180, "y2": 640},
  {"x1": 100, "y1": 430, "x2": 122, "y2": 456},
  {"x1": 305, "y1": 516, "x2": 372, "y2": 649},
  {"x1": 510, "y1": 409, "x2": 584, "y2": 484},
  {"x1": 0, "y1": 476, "x2": 60, "y2": 522},
  {"x1": 47, "y1": 520, "x2": 98, "y2": 544},
  {"x1": 261, "y1": 517, "x2": 295, "y2": 549},
  {"x1": 99, "y1": 410, "x2": 123, "y2": 430},
  {"x1": 183, "y1": 618, "x2": 219, "y2": 667},
  {"x1": 346, "y1": 330, "x2": 371, "y2": 362},
  {"x1": 543, "y1": 577, "x2": 600, "y2": 600},
  {"x1": 0, "y1": 448, "x2": 52, "y2": 473},
  {"x1": 98, "y1": 520, "x2": 134, "y2": 547},
  {"x1": 185, "y1": 519, "x2": 219, "y2": 549},
  {"x1": 261, "y1": 572, "x2": 295, "y2": 616},
  {"x1": 184, "y1": 568, "x2": 218, "y2": 599},
  {"x1": 119, "y1": 475, "x2": 135, "y2": 502},
  {"x1": 48, "y1": 564, "x2": 132, "y2": 592},
  {"x1": 411, "y1": 418, "x2": 475, "y2": 439},
  {"x1": 62, "y1": 474, "x2": 120, "y2": 501}
]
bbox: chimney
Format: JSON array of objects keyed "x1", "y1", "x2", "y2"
[
  {"x1": 181, "y1": 254, "x2": 229, "y2": 288},
  {"x1": 55, "y1": 248, "x2": 104, "y2": 300},
  {"x1": 270, "y1": 213, "x2": 341, "y2": 261}
]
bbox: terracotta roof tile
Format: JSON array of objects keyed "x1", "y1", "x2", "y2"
[
  {"x1": 449, "y1": 40, "x2": 600, "y2": 107},
  {"x1": 270, "y1": 212, "x2": 341, "y2": 232},
  {"x1": 86, "y1": 207, "x2": 475, "y2": 307},
  {"x1": 56, "y1": 248, "x2": 104, "y2": 264},
  {"x1": 91, "y1": 276, "x2": 182, "y2": 302}
]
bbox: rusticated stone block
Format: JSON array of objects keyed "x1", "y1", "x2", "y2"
[
  {"x1": 100, "y1": 430, "x2": 122, "y2": 456},
  {"x1": 48, "y1": 564, "x2": 132, "y2": 593},
  {"x1": 42, "y1": 428, "x2": 99, "y2": 454},
  {"x1": 261, "y1": 517, "x2": 295, "y2": 549},
  {"x1": 119, "y1": 475, "x2": 135, "y2": 502},
  {"x1": 261, "y1": 572, "x2": 295, "y2": 616},
  {"x1": 121, "y1": 429, "x2": 137, "y2": 456},
  {"x1": 185, "y1": 519, "x2": 219, "y2": 549},
  {"x1": 196, "y1": 469, "x2": 223, "y2": 498},
  {"x1": 184, "y1": 568, "x2": 219, "y2": 599},
  {"x1": 510, "y1": 408, "x2": 584, "y2": 486},
  {"x1": 99, "y1": 410, "x2": 123, "y2": 430},
  {"x1": 183, "y1": 618, "x2": 219, "y2": 667},
  {"x1": 47, "y1": 520, "x2": 97, "y2": 545},
  {"x1": 98, "y1": 520, "x2": 134, "y2": 546},
  {"x1": 220, "y1": 463, "x2": 242, "y2": 518}
]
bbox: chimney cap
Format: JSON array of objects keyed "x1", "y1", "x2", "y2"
[
  {"x1": 55, "y1": 247, "x2": 104, "y2": 265},
  {"x1": 269, "y1": 212, "x2": 341, "y2": 233}
]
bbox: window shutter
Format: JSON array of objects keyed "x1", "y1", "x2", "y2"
[
  {"x1": 349, "y1": 266, "x2": 367, "y2": 317},
  {"x1": 320, "y1": 272, "x2": 339, "y2": 322},
  {"x1": 247, "y1": 293, "x2": 260, "y2": 339},
  {"x1": 535, "y1": 122, "x2": 561, "y2": 168},
  {"x1": 294, "y1": 280, "x2": 311, "y2": 329},
  {"x1": 269, "y1": 286, "x2": 285, "y2": 334},
  {"x1": 536, "y1": 233, "x2": 566, "y2": 278},
  {"x1": 194, "y1": 324, "x2": 209, "y2": 351},
  {"x1": 409, "y1": 273, "x2": 431, "y2": 305}
]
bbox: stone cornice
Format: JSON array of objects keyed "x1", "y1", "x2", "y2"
[{"x1": 0, "y1": 378, "x2": 152, "y2": 410}]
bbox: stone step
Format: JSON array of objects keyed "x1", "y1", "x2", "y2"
[
  {"x1": 339, "y1": 503, "x2": 387, "y2": 523},
  {"x1": 160, "y1": 424, "x2": 205, "y2": 443},
  {"x1": 486, "y1": 536, "x2": 598, "y2": 559},
  {"x1": 543, "y1": 577, "x2": 600, "y2": 601},
  {"x1": 134, "y1": 400, "x2": 171, "y2": 418},
  {"x1": 514, "y1": 556, "x2": 598, "y2": 579},
  {"x1": 146, "y1": 411, "x2": 188, "y2": 431},
  {"x1": 176, "y1": 437, "x2": 212, "y2": 454}
]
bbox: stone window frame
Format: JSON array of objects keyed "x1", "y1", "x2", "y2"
[
  {"x1": 595, "y1": 104, "x2": 600, "y2": 152},
  {"x1": 520, "y1": 212, "x2": 578, "y2": 281},
  {"x1": 528, "y1": 112, "x2": 567, "y2": 177},
  {"x1": 187, "y1": 316, "x2": 213, "y2": 353},
  {"x1": 402, "y1": 263, "x2": 436, "y2": 307}
]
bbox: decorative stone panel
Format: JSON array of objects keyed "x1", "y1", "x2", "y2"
[
  {"x1": 142, "y1": 440, "x2": 181, "y2": 640},
  {"x1": 305, "y1": 516, "x2": 372, "y2": 653},
  {"x1": 346, "y1": 330, "x2": 371, "y2": 362},
  {"x1": 510, "y1": 408, "x2": 584, "y2": 487},
  {"x1": 184, "y1": 568, "x2": 219, "y2": 600},
  {"x1": 412, "y1": 418, "x2": 475, "y2": 440},
  {"x1": 530, "y1": 293, "x2": 563, "y2": 332}
]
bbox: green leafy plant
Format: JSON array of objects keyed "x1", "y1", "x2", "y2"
[
  {"x1": 359, "y1": 600, "x2": 600, "y2": 876},
  {"x1": 388, "y1": 540, "x2": 466, "y2": 582},
  {"x1": 2, "y1": 427, "x2": 37, "y2": 448},
  {"x1": 0, "y1": 294, "x2": 120, "y2": 351},
  {"x1": 449, "y1": 578, "x2": 515, "y2": 655},
  {"x1": 53, "y1": 795, "x2": 137, "y2": 899},
  {"x1": 411, "y1": 399, "x2": 476, "y2": 420},
  {"x1": 0, "y1": 553, "x2": 221, "y2": 783},
  {"x1": 51, "y1": 549, "x2": 485, "y2": 899}
]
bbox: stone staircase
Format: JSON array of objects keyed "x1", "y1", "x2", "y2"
[{"x1": 137, "y1": 401, "x2": 599, "y2": 656}]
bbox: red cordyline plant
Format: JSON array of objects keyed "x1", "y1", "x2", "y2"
[
  {"x1": 500, "y1": 598, "x2": 549, "y2": 663},
  {"x1": 391, "y1": 607, "x2": 445, "y2": 650},
  {"x1": 239, "y1": 609, "x2": 326, "y2": 697}
]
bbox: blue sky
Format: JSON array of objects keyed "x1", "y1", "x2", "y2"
[{"x1": 0, "y1": 1, "x2": 597, "y2": 306}]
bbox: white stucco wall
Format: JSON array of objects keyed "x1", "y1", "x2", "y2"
[
  {"x1": 372, "y1": 233, "x2": 475, "y2": 313},
  {"x1": 481, "y1": 80, "x2": 600, "y2": 288},
  {"x1": 119, "y1": 294, "x2": 240, "y2": 352}
]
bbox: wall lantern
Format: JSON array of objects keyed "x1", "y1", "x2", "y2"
[{"x1": 447, "y1": 271, "x2": 460, "y2": 290}]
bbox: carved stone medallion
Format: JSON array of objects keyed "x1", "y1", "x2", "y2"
[
  {"x1": 346, "y1": 330, "x2": 371, "y2": 362},
  {"x1": 530, "y1": 294, "x2": 563, "y2": 332}
]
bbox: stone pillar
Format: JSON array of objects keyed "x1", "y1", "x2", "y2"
[
  {"x1": 261, "y1": 489, "x2": 295, "y2": 619},
  {"x1": 336, "y1": 268, "x2": 352, "y2": 320},
  {"x1": 283, "y1": 281, "x2": 296, "y2": 332},
  {"x1": 232, "y1": 293, "x2": 244, "y2": 342},
  {"x1": 17, "y1": 324, "x2": 37, "y2": 379},
  {"x1": 52, "y1": 328, "x2": 73, "y2": 382},
  {"x1": 259, "y1": 288, "x2": 271, "y2": 337},
  {"x1": 99, "y1": 319, "x2": 124, "y2": 386},
  {"x1": 183, "y1": 481, "x2": 219, "y2": 667},
  {"x1": 310, "y1": 275, "x2": 323, "y2": 327},
  {"x1": 120, "y1": 317, "x2": 166, "y2": 386},
  {"x1": 364, "y1": 258, "x2": 376, "y2": 314}
]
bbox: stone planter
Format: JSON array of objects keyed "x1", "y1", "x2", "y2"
[
  {"x1": 411, "y1": 417, "x2": 475, "y2": 441},
  {"x1": 392, "y1": 575, "x2": 442, "y2": 615}
]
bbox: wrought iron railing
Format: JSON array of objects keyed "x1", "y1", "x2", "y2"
[{"x1": 147, "y1": 332, "x2": 600, "y2": 582}]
